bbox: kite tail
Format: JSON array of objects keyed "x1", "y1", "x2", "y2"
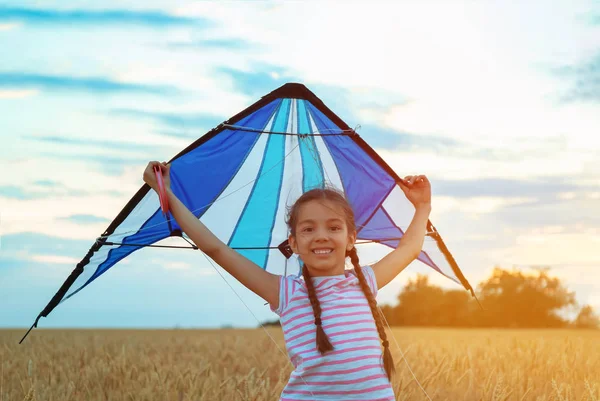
[{"x1": 19, "y1": 239, "x2": 105, "y2": 344}]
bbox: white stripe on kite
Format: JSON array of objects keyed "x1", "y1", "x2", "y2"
[{"x1": 201, "y1": 116, "x2": 276, "y2": 245}]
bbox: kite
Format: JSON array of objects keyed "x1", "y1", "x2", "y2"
[{"x1": 20, "y1": 83, "x2": 476, "y2": 343}]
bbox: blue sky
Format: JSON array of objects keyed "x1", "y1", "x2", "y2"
[{"x1": 1, "y1": 1, "x2": 599, "y2": 329}]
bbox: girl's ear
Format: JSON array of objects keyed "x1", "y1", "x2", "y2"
[
  {"x1": 288, "y1": 235, "x2": 298, "y2": 254},
  {"x1": 347, "y1": 230, "x2": 357, "y2": 251}
]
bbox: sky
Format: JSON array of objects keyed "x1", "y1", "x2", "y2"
[{"x1": 1, "y1": 1, "x2": 599, "y2": 330}]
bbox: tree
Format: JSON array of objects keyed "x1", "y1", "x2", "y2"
[
  {"x1": 384, "y1": 274, "x2": 476, "y2": 327},
  {"x1": 392, "y1": 274, "x2": 444, "y2": 326},
  {"x1": 573, "y1": 305, "x2": 600, "y2": 329},
  {"x1": 476, "y1": 267, "x2": 576, "y2": 328},
  {"x1": 260, "y1": 318, "x2": 281, "y2": 327}
]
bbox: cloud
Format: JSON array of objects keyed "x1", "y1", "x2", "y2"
[
  {"x1": 33, "y1": 180, "x2": 61, "y2": 187},
  {"x1": 0, "y1": 22, "x2": 20, "y2": 30},
  {"x1": 59, "y1": 214, "x2": 110, "y2": 224},
  {"x1": 215, "y1": 65, "x2": 294, "y2": 98},
  {"x1": 163, "y1": 261, "x2": 192, "y2": 270},
  {"x1": 0, "y1": 6, "x2": 208, "y2": 27},
  {"x1": 0, "y1": 184, "x2": 89, "y2": 200},
  {"x1": 29, "y1": 254, "x2": 80, "y2": 265},
  {"x1": 154, "y1": 129, "x2": 204, "y2": 140},
  {"x1": 433, "y1": 177, "x2": 587, "y2": 199},
  {"x1": 109, "y1": 108, "x2": 225, "y2": 135},
  {"x1": 494, "y1": 195, "x2": 600, "y2": 229},
  {"x1": 0, "y1": 179, "x2": 89, "y2": 200},
  {"x1": 357, "y1": 123, "x2": 462, "y2": 152},
  {"x1": 0, "y1": 185, "x2": 31, "y2": 200},
  {"x1": 553, "y1": 52, "x2": 600, "y2": 103},
  {"x1": 0, "y1": 232, "x2": 91, "y2": 260},
  {"x1": 166, "y1": 38, "x2": 257, "y2": 51},
  {"x1": 213, "y1": 66, "x2": 442, "y2": 152},
  {"x1": 0, "y1": 89, "x2": 38, "y2": 99},
  {"x1": 0, "y1": 72, "x2": 179, "y2": 95},
  {"x1": 166, "y1": 1, "x2": 600, "y2": 157},
  {"x1": 36, "y1": 152, "x2": 153, "y2": 176},
  {"x1": 19, "y1": 131, "x2": 182, "y2": 177},
  {"x1": 25, "y1": 135, "x2": 167, "y2": 155},
  {"x1": 429, "y1": 176, "x2": 600, "y2": 230}
]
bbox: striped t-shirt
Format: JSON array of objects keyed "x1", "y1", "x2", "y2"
[{"x1": 270, "y1": 265, "x2": 396, "y2": 401}]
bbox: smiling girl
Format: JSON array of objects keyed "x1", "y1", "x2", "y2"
[{"x1": 143, "y1": 160, "x2": 432, "y2": 400}]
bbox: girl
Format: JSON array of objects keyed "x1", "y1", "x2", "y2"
[{"x1": 143, "y1": 161, "x2": 432, "y2": 401}]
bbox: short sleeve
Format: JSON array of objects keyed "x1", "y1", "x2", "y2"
[
  {"x1": 269, "y1": 274, "x2": 301, "y2": 316},
  {"x1": 360, "y1": 265, "x2": 379, "y2": 297}
]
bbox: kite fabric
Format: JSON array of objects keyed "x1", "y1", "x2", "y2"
[{"x1": 21, "y1": 83, "x2": 475, "y2": 341}]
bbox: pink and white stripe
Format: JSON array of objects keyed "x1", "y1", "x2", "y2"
[{"x1": 270, "y1": 265, "x2": 396, "y2": 400}]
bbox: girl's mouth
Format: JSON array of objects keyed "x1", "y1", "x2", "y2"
[{"x1": 312, "y1": 248, "x2": 333, "y2": 255}]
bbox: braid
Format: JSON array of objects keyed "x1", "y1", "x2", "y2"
[
  {"x1": 302, "y1": 265, "x2": 334, "y2": 354},
  {"x1": 349, "y1": 247, "x2": 396, "y2": 381}
]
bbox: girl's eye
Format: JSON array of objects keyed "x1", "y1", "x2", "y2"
[
  {"x1": 330, "y1": 226, "x2": 341, "y2": 231},
  {"x1": 302, "y1": 227, "x2": 313, "y2": 233}
]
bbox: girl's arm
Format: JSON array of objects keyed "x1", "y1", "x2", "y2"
[
  {"x1": 371, "y1": 175, "x2": 432, "y2": 289},
  {"x1": 145, "y1": 162, "x2": 281, "y2": 309},
  {"x1": 371, "y1": 204, "x2": 431, "y2": 289},
  {"x1": 166, "y1": 188, "x2": 281, "y2": 307}
]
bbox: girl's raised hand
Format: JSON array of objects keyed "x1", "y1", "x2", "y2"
[
  {"x1": 399, "y1": 175, "x2": 431, "y2": 208},
  {"x1": 143, "y1": 161, "x2": 171, "y2": 193}
]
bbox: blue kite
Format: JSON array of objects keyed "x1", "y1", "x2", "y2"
[{"x1": 21, "y1": 83, "x2": 476, "y2": 342}]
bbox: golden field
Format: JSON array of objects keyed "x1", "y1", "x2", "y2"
[{"x1": 0, "y1": 328, "x2": 598, "y2": 401}]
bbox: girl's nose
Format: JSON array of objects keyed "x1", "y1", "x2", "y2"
[{"x1": 315, "y1": 228, "x2": 328, "y2": 241}]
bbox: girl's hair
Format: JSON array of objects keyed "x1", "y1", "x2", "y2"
[{"x1": 286, "y1": 187, "x2": 395, "y2": 381}]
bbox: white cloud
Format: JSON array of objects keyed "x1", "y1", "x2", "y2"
[
  {"x1": 0, "y1": 157, "x2": 142, "y2": 193},
  {"x1": 0, "y1": 23, "x2": 21, "y2": 31},
  {"x1": 0, "y1": 89, "x2": 39, "y2": 99},
  {"x1": 382, "y1": 100, "x2": 600, "y2": 150},
  {"x1": 487, "y1": 231, "x2": 600, "y2": 270},
  {"x1": 163, "y1": 261, "x2": 191, "y2": 270},
  {"x1": 558, "y1": 192, "x2": 577, "y2": 200},
  {"x1": 29, "y1": 254, "x2": 80, "y2": 264},
  {"x1": 376, "y1": 147, "x2": 592, "y2": 182},
  {"x1": 433, "y1": 196, "x2": 537, "y2": 216},
  {"x1": 0, "y1": 159, "x2": 146, "y2": 239},
  {"x1": 168, "y1": 1, "x2": 600, "y2": 158}
]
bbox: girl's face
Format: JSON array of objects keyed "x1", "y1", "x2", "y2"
[{"x1": 289, "y1": 199, "x2": 356, "y2": 275}]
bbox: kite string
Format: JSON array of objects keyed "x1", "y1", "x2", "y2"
[
  {"x1": 377, "y1": 307, "x2": 434, "y2": 401},
  {"x1": 199, "y1": 253, "x2": 316, "y2": 398}
]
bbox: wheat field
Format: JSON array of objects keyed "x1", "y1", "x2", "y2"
[{"x1": 0, "y1": 328, "x2": 598, "y2": 401}]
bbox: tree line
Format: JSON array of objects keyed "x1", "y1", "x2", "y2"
[
  {"x1": 262, "y1": 266, "x2": 599, "y2": 329},
  {"x1": 380, "y1": 266, "x2": 599, "y2": 328}
]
